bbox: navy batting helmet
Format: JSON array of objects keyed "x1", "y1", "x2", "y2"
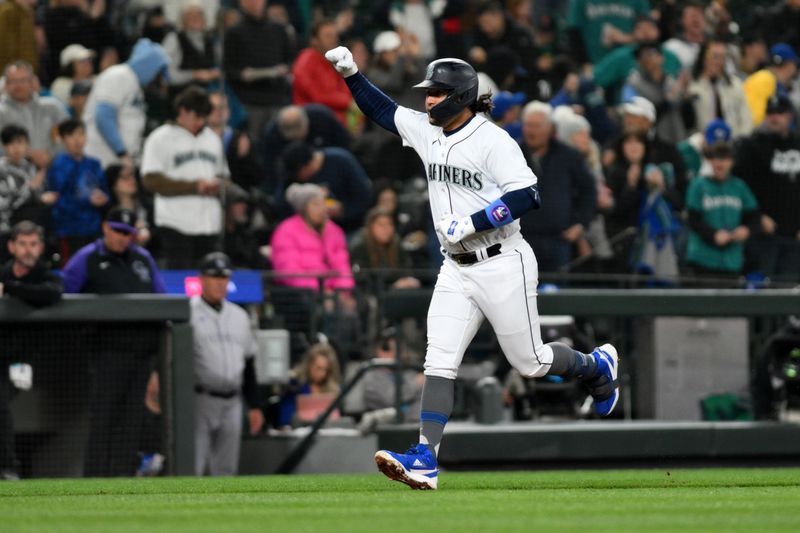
[{"x1": 414, "y1": 58, "x2": 479, "y2": 123}]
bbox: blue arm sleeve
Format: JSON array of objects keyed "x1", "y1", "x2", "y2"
[
  {"x1": 345, "y1": 72, "x2": 399, "y2": 135},
  {"x1": 95, "y1": 102, "x2": 127, "y2": 155},
  {"x1": 470, "y1": 185, "x2": 541, "y2": 232}
]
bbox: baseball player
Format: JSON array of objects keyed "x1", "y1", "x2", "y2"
[
  {"x1": 191, "y1": 252, "x2": 264, "y2": 476},
  {"x1": 326, "y1": 46, "x2": 620, "y2": 490}
]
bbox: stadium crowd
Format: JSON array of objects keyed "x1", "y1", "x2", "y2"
[
  {"x1": 0, "y1": 0, "x2": 798, "y2": 285},
  {"x1": 1, "y1": 0, "x2": 800, "y2": 477}
]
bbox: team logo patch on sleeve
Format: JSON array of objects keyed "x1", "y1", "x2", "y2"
[
  {"x1": 491, "y1": 205, "x2": 510, "y2": 223},
  {"x1": 447, "y1": 220, "x2": 458, "y2": 235}
]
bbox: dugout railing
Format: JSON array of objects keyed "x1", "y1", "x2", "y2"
[
  {"x1": 0, "y1": 295, "x2": 195, "y2": 478},
  {"x1": 380, "y1": 287, "x2": 800, "y2": 419},
  {"x1": 275, "y1": 358, "x2": 424, "y2": 474},
  {"x1": 3, "y1": 280, "x2": 798, "y2": 477}
]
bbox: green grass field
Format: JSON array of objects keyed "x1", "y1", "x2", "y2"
[{"x1": 1, "y1": 468, "x2": 799, "y2": 532}]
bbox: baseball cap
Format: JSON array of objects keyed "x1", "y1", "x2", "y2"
[
  {"x1": 766, "y1": 94, "x2": 794, "y2": 115},
  {"x1": 373, "y1": 31, "x2": 401, "y2": 54},
  {"x1": 199, "y1": 252, "x2": 233, "y2": 277},
  {"x1": 105, "y1": 206, "x2": 138, "y2": 235},
  {"x1": 622, "y1": 96, "x2": 656, "y2": 123},
  {"x1": 770, "y1": 43, "x2": 799, "y2": 66},
  {"x1": 704, "y1": 119, "x2": 732, "y2": 146},
  {"x1": 60, "y1": 44, "x2": 95, "y2": 68},
  {"x1": 282, "y1": 141, "x2": 314, "y2": 178},
  {"x1": 491, "y1": 91, "x2": 526, "y2": 120}
]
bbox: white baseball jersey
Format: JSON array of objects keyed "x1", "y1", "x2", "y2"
[
  {"x1": 392, "y1": 105, "x2": 554, "y2": 382},
  {"x1": 141, "y1": 124, "x2": 228, "y2": 235},
  {"x1": 191, "y1": 295, "x2": 255, "y2": 476},
  {"x1": 83, "y1": 65, "x2": 146, "y2": 168},
  {"x1": 190, "y1": 296, "x2": 257, "y2": 392},
  {"x1": 394, "y1": 106, "x2": 537, "y2": 254}
]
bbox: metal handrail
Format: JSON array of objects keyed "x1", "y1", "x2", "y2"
[{"x1": 276, "y1": 358, "x2": 423, "y2": 474}]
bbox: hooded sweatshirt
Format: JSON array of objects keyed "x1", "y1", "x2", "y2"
[
  {"x1": 83, "y1": 38, "x2": 170, "y2": 168},
  {"x1": 733, "y1": 129, "x2": 800, "y2": 237}
]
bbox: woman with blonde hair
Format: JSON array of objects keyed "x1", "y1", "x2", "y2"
[
  {"x1": 296, "y1": 343, "x2": 341, "y2": 394},
  {"x1": 276, "y1": 343, "x2": 342, "y2": 427}
]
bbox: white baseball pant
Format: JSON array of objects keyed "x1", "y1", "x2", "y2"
[{"x1": 424, "y1": 235, "x2": 554, "y2": 380}]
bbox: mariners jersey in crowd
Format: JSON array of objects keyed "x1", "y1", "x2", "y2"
[
  {"x1": 393, "y1": 106, "x2": 537, "y2": 254},
  {"x1": 141, "y1": 124, "x2": 228, "y2": 236},
  {"x1": 62, "y1": 239, "x2": 165, "y2": 294},
  {"x1": 83, "y1": 65, "x2": 145, "y2": 168},
  {"x1": 190, "y1": 296, "x2": 257, "y2": 393}
]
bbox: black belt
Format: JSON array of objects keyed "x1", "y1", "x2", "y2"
[
  {"x1": 448, "y1": 243, "x2": 502, "y2": 265},
  {"x1": 195, "y1": 385, "x2": 239, "y2": 399}
]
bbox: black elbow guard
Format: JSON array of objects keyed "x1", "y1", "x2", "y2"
[{"x1": 527, "y1": 185, "x2": 541, "y2": 209}]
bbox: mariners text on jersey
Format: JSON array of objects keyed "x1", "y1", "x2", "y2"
[
  {"x1": 174, "y1": 150, "x2": 219, "y2": 167},
  {"x1": 427, "y1": 163, "x2": 483, "y2": 191}
]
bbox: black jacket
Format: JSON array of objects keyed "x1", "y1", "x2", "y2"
[
  {"x1": 261, "y1": 104, "x2": 350, "y2": 189},
  {"x1": 604, "y1": 133, "x2": 688, "y2": 235},
  {"x1": 470, "y1": 16, "x2": 538, "y2": 79},
  {"x1": 61, "y1": 239, "x2": 165, "y2": 295},
  {"x1": 223, "y1": 15, "x2": 293, "y2": 106},
  {"x1": 275, "y1": 147, "x2": 372, "y2": 233},
  {"x1": 763, "y1": 4, "x2": 800, "y2": 51},
  {"x1": 43, "y1": 7, "x2": 115, "y2": 83},
  {"x1": 518, "y1": 138, "x2": 596, "y2": 237},
  {"x1": 733, "y1": 130, "x2": 800, "y2": 237},
  {"x1": 0, "y1": 260, "x2": 62, "y2": 307}
]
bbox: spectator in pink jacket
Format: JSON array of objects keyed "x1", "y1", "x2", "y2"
[{"x1": 270, "y1": 183, "x2": 354, "y2": 293}]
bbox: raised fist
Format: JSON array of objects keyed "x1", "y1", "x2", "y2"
[{"x1": 325, "y1": 46, "x2": 358, "y2": 78}]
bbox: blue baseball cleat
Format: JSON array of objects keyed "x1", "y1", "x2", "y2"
[
  {"x1": 374, "y1": 443, "x2": 439, "y2": 490},
  {"x1": 588, "y1": 344, "x2": 620, "y2": 417}
]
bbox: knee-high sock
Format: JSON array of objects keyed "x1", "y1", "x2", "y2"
[
  {"x1": 546, "y1": 342, "x2": 598, "y2": 380},
  {"x1": 419, "y1": 375, "x2": 454, "y2": 457}
]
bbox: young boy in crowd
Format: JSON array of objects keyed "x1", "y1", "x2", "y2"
[
  {"x1": 46, "y1": 119, "x2": 109, "y2": 264},
  {"x1": 685, "y1": 141, "x2": 759, "y2": 278},
  {"x1": 0, "y1": 125, "x2": 48, "y2": 260}
]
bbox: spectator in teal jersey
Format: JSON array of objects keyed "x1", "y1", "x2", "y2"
[
  {"x1": 685, "y1": 142, "x2": 759, "y2": 277},
  {"x1": 567, "y1": 0, "x2": 650, "y2": 65},
  {"x1": 591, "y1": 15, "x2": 683, "y2": 104}
]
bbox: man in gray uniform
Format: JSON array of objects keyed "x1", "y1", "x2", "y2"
[{"x1": 191, "y1": 252, "x2": 264, "y2": 476}]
